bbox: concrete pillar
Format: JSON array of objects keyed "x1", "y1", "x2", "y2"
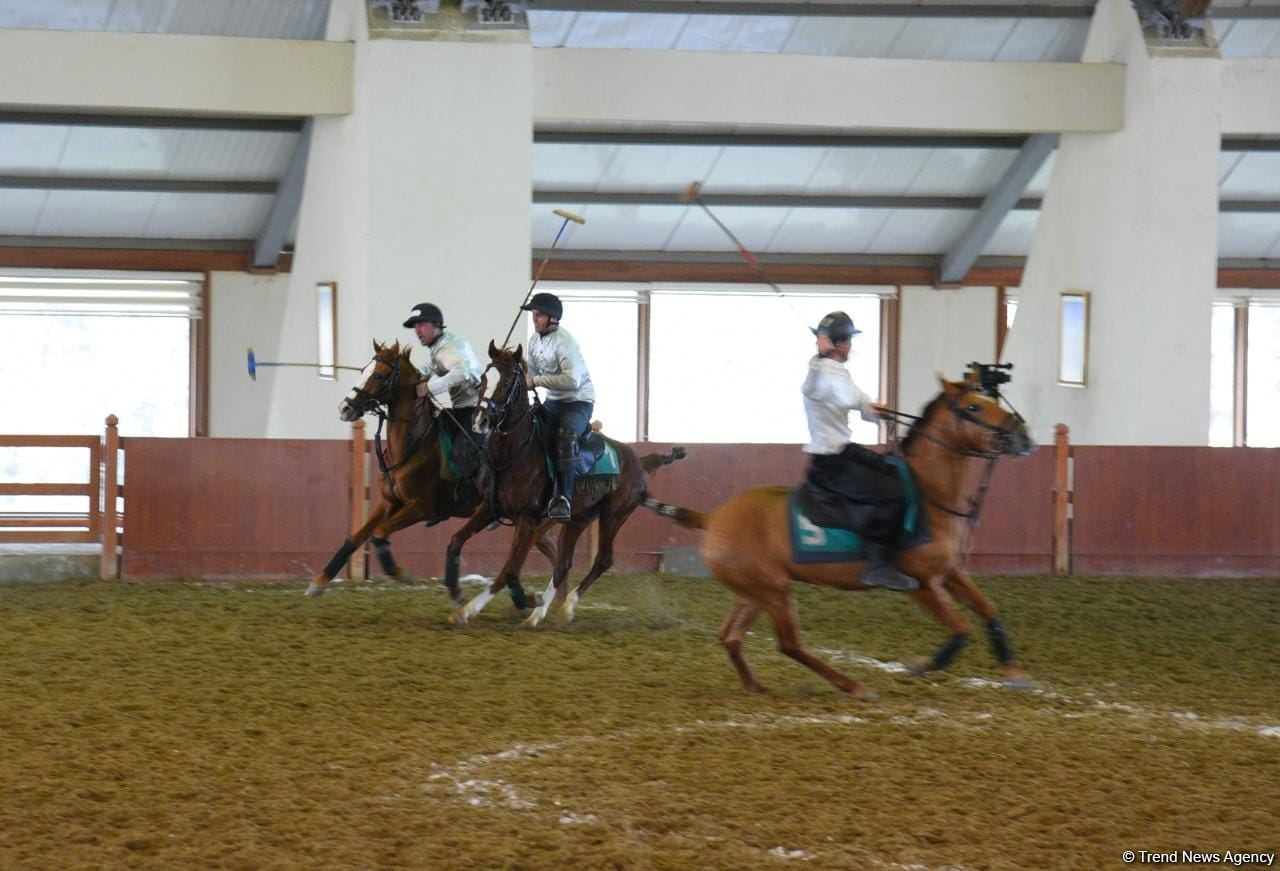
[
  {"x1": 1002, "y1": 0, "x2": 1221, "y2": 445},
  {"x1": 259, "y1": 0, "x2": 532, "y2": 438}
]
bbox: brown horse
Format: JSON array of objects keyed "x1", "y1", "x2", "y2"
[
  {"x1": 305, "y1": 340, "x2": 556, "y2": 607},
  {"x1": 446, "y1": 343, "x2": 685, "y2": 627},
  {"x1": 643, "y1": 374, "x2": 1037, "y2": 698}
]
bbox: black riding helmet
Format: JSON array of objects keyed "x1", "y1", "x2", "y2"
[
  {"x1": 403, "y1": 302, "x2": 445, "y2": 329},
  {"x1": 811, "y1": 311, "x2": 861, "y2": 343},
  {"x1": 521, "y1": 292, "x2": 563, "y2": 322}
]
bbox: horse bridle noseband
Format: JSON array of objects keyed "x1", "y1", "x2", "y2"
[{"x1": 477, "y1": 358, "x2": 537, "y2": 439}]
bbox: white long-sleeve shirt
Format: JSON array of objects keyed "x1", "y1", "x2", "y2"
[
  {"x1": 414, "y1": 330, "x2": 482, "y2": 410},
  {"x1": 802, "y1": 354, "x2": 878, "y2": 454},
  {"x1": 527, "y1": 327, "x2": 596, "y2": 403}
]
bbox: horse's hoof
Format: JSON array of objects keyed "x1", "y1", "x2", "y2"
[
  {"x1": 448, "y1": 610, "x2": 468, "y2": 626},
  {"x1": 907, "y1": 658, "x2": 931, "y2": 677},
  {"x1": 396, "y1": 569, "x2": 414, "y2": 585},
  {"x1": 305, "y1": 582, "x2": 327, "y2": 598},
  {"x1": 849, "y1": 685, "x2": 879, "y2": 700},
  {"x1": 522, "y1": 611, "x2": 544, "y2": 629},
  {"x1": 1004, "y1": 677, "x2": 1037, "y2": 691}
]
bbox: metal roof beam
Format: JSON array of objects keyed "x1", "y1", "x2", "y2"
[
  {"x1": 533, "y1": 1, "x2": 1095, "y2": 17},
  {"x1": 0, "y1": 111, "x2": 304, "y2": 133},
  {"x1": 939, "y1": 132, "x2": 1057, "y2": 285},
  {"x1": 0, "y1": 176, "x2": 276, "y2": 195},
  {"x1": 536, "y1": 190, "x2": 1280, "y2": 213},
  {"x1": 536, "y1": 130, "x2": 1029, "y2": 148},
  {"x1": 254, "y1": 118, "x2": 314, "y2": 270}
]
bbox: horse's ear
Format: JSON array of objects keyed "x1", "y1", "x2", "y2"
[
  {"x1": 514, "y1": 344, "x2": 523, "y2": 364},
  {"x1": 373, "y1": 339, "x2": 382, "y2": 353},
  {"x1": 939, "y1": 375, "x2": 961, "y2": 396},
  {"x1": 488, "y1": 340, "x2": 498, "y2": 360}
]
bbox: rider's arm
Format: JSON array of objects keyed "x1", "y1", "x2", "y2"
[
  {"x1": 425, "y1": 342, "x2": 475, "y2": 398},
  {"x1": 803, "y1": 358, "x2": 878, "y2": 422}
]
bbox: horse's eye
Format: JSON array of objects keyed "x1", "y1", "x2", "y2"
[{"x1": 967, "y1": 404, "x2": 981, "y2": 413}]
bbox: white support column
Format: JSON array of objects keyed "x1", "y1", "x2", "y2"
[
  {"x1": 1001, "y1": 0, "x2": 1221, "y2": 446},
  {"x1": 243, "y1": 0, "x2": 532, "y2": 438}
]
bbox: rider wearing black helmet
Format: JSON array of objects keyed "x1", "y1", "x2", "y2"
[
  {"x1": 519, "y1": 292, "x2": 596, "y2": 521},
  {"x1": 803, "y1": 311, "x2": 917, "y2": 592}
]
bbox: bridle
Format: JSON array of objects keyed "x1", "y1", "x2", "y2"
[{"x1": 476, "y1": 357, "x2": 537, "y2": 442}]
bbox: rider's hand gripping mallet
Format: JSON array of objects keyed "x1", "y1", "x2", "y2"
[{"x1": 500, "y1": 208, "x2": 585, "y2": 349}]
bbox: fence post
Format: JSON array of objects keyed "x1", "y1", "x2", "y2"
[
  {"x1": 350, "y1": 419, "x2": 367, "y2": 582},
  {"x1": 1052, "y1": 423, "x2": 1071, "y2": 577},
  {"x1": 100, "y1": 414, "x2": 119, "y2": 580}
]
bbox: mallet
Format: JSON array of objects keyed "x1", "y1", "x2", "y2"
[
  {"x1": 500, "y1": 208, "x2": 586, "y2": 349},
  {"x1": 246, "y1": 348, "x2": 362, "y2": 381}
]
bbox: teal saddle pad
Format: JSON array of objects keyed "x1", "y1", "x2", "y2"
[{"x1": 788, "y1": 456, "x2": 928, "y2": 564}]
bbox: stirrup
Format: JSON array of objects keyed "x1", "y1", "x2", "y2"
[
  {"x1": 861, "y1": 562, "x2": 919, "y2": 592},
  {"x1": 547, "y1": 495, "x2": 572, "y2": 521}
]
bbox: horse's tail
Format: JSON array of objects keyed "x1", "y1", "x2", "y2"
[
  {"x1": 642, "y1": 494, "x2": 707, "y2": 531},
  {"x1": 639, "y1": 445, "x2": 687, "y2": 476}
]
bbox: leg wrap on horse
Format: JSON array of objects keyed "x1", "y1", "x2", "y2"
[
  {"x1": 371, "y1": 536, "x2": 397, "y2": 577},
  {"x1": 985, "y1": 618, "x2": 1016, "y2": 665},
  {"x1": 322, "y1": 538, "x2": 357, "y2": 580},
  {"x1": 930, "y1": 633, "x2": 970, "y2": 671},
  {"x1": 507, "y1": 581, "x2": 532, "y2": 610}
]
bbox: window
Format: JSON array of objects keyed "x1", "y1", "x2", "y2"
[
  {"x1": 1209, "y1": 302, "x2": 1236, "y2": 447},
  {"x1": 1058, "y1": 292, "x2": 1089, "y2": 387},
  {"x1": 525, "y1": 286, "x2": 639, "y2": 442},
  {"x1": 317, "y1": 282, "x2": 337, "y2": 380},
  {"x1": 1247, "y1": 303, "x2": 1280, "y2": 447},
  {"x1": 648, "y1": 289, "x2": 882, "y2": 443},
  {"x1": 0, "y1": 270, "x2": 200, "y2": 516}
]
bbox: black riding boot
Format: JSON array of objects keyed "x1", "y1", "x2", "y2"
[
  {"x1": 862, "y1": 543, "x2": 918, "y2": 592},
  {"x1": 547, "y1": 430, "x2": 578, "y2": 521}
]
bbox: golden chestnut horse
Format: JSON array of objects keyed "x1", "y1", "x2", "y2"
[{"x1": 644, "y1": 375, "x2": 1037, "y2": 698}]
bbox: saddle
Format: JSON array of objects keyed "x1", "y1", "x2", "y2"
[{"x1": 533, "y1": 408, "x2": 619, "y2": 478}]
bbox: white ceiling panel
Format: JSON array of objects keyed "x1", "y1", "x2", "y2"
[
  {"x1": 58, "y1": 127, "x2": 176, "y2": 177},
  {"x1": 563, "y1": 12, "x2": 690, "y2": 49},
  {"x1": 0, "y1": 189, "x2": 49, "y2": 235},
  {"x1": 805, "y1": 148, "x2": 933, "y2": 196},
  {"x1": 664, "y1": 205, "x2": 788, "y2": 251},
  {"x1": 1218, "y1": 213, "x2": 1280, "y2": 258},
  {"x1": 528, "y1": 10, "x2": 579, "y2": 47},
  {"x1": 782, "y1": 18, "x2": 910, "y2": 57},
  {"x1": 534, "y1": 203, "x2": 688, "y2": 249},
  {"x1": 674, "y1": 14, "x2": 795, "y2": 53},
  {"x1": 145, "y1": 192, "x2": 271, "y2": 238},
  {"x1": 889, "y1": 17, "x2": 1019, "y2": 60},
  {"x1": 0, "y1": 0, "x2": 329, "y2": 38},
  {"x1": 703, "y1": 146, "x2": 829, "y2": 192},
  {"x1": 983, "y1": 209, "x2": 1039, "y2": 257},
  {"x1": 866, "y1": 209, "x2": 973, "y2": 253},
  {"x1": 994, "y1": 18, "x2": 1087, "y2": 61},
  {"x1": 533, "y1": 143, "x2": 620, "y2": 190},
  {"x1": 596, "y1": 145, "x2": 721, "y2": 192},
  {"x1": 769, "y1": 208, "x2": 893, "y2": 253},
  {"x1": 908, "y1": 149, "x2": 1018, "y2": 195},
  {"x1": 35, "y1": 190, "x2": 160, "y2": 237},
  {"x1": 164, "y1": 130, "x2": 297, "y2": 181},
  {"x1": 1220, "y1": 152, "x2": 1280, "y2": 197},
  {"x1": 1216, "y1": 20, "x2": 1280, "y2": 58},
  {"x1": 0, "y1": 125, "x2": 72, "y2": 174}
]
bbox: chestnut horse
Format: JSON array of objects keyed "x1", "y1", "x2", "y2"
[
  {"x1": 446, "y1": 343, "x2": 685, "y2": 627},
  {"x1": 305, "y1": 341, "x2": 556, "y2": 607},
  {"x1": 643, "y1": 375, "x2": 1036, "y2": 698}
]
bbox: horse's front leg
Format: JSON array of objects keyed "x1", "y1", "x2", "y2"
[
  {"x1": 306, "y1": 501, "x2": 392, "y2": 598},
  {"x1": 526, "y1": 517, "x2": 590, "y2": 628},
  {"x1": 903, "y1": 576, "x2": 974, "y2": 676},
  {"x1": 941, "y1": 566, "x2": 1033, "y2": 688},
  {"x1": 451, "y1": 515, "x2": 539, "y2": 625}
]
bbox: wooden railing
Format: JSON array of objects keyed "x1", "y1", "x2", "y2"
[{"x1": 0, "y1": 415, "x2": 122, "y2": 579}]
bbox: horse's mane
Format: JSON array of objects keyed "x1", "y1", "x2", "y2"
[{"x1": 899, "y1": 392, "x2": 949, "y2": 452}]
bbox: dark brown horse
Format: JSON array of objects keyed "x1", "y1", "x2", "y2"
[
  {"x1": 446, "y1": 343, "x2": 684, "y2": 626},
  {"x1": 643, "y1": 374, "x2": 1036, "y2": 698},
  {"x1": 305, "y1": 341, "x2": 556, "y2": 607}
]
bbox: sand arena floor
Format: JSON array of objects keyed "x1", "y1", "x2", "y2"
[{"x1": 2, "y1": 574, "x2": 1277, "y2": 869}]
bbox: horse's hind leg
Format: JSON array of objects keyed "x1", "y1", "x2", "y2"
[
  {"x1": 526, "y1": 518, "x2": 591, "y2": 628},
  {"x1": 306, "y1": 502, "x2": 391, "y2": 598},
  {"x1": 561, "y1": 501, "x2": 636, "y2": 622},
  {"x1": 941, "y1": 567, "x2": 1031, "y2": 686},
  {"x1": 451, "y1": 515, "x2": 540, "y2": 626},
  {"x1": 759, "y1": 585, "x2": 877, "y2": 699},
  {"x1": 904, "y1": 579, "x2": 975, "y2": 676},
  {"x1": 718, "y1": 598, "x2": 764, "y2": 693}
]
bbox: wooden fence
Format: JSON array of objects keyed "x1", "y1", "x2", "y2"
[{"x1": 3, "y1": 417, "x2": 1278, "y2": 580}]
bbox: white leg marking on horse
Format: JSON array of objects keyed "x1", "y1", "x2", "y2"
[
  {"x1": 451, "y1": 587, "x2": 494, "y2": 625},
  {"x1": 523, "y1": 579, "x2": 556, "y2": 628},
  {"x1": 305, "y1": 582, "x2": 327, "y2": 598},
  {"x1": 561, "y1": 589, "x2": 580, "y2": 622}
]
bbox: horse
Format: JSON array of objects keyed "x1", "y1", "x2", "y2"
[
  {"x1": 305, "y1": 340, "x2": 557, "y2": 608},
  {"x1": 642, "y1": 373, "x2": 1037, "y2": 698},
  {"x1": 445, "y1": 342, "x2": 685, "y2": 627}
]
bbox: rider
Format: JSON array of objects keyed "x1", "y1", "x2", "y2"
[
  {"x1": 520, "y1": 292, "x2": 596, "y2": 522},
  {"x1": 403, "y1": 302, "x2": 483, "y2": 444},
  {"x1": 803, "y1": 311, "x2": 917, "y2": 592}
]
